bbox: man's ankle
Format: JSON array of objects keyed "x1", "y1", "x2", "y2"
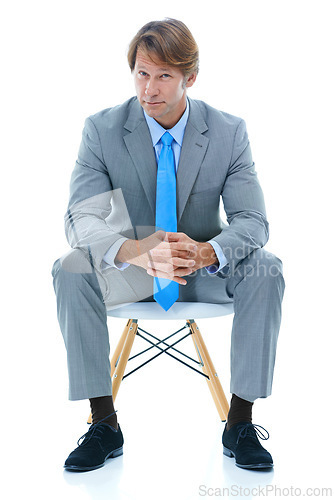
[
  {"x1": 89, "y1": 395, "x2": 118, "y2": 429},
  {"x1": 226, "y1": 394, "x2": 253, "y2": 431}
]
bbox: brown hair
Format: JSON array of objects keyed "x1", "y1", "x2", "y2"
[{"x1": 127, "y1": 18, "x2": 199, "y2": 76}]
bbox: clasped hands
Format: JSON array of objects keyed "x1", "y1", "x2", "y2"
[{"x1": 116, "y1": 231, "x2": 218, "y2": 286}]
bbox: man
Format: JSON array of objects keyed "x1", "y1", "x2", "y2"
[{"x1": 52, "y1": 18, "x2": 285, "y2": 472}]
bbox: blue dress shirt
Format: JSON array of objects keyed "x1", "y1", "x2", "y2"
[{"x1": 103, "y1": 98, "x2": 228, "y2": 274}]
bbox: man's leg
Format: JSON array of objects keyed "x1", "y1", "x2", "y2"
[
  {"x1": 180, "y1": 247, "x2": 284, "y2": 402},
  {"x1": 51, "y1": 249, "x2": 112, "y2": 403},
  {"x1": 51, "y1": 249, "x2": 124, "y2": 472},
  {"x1": 181, "y1": 247, "x2": 285, "y2": 469},
  {"x1": 222, "y1": 248, "x2": 285, "y2": 469},
  {"x1": 225, "y1": 248, "x2": 285, "y2": 404}
]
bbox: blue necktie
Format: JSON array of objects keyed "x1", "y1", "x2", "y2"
[{"x1": 154, "y1": 131, "x2": 179, "y2": 311}]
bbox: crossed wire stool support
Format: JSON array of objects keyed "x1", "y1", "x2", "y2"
[{"x1": 87, "y1": 301, "x2": 234, "y2": 424}]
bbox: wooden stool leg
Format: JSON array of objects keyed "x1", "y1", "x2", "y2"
[
  {"x1": 87, "y1": 318, "x2": 138, "y2": 424},
  {"x1": 187, "y1": 319, "x2": 229, "y2": 421},
  {"x1": 110, "y1": 319, "x2": 135, "y2": 379},
  {"x1": 111, "y1": 319, "x2": 138, "y2": 400}
]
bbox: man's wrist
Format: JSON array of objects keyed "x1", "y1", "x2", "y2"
[
  {"x1": 115, "y1": 239, "x2": 137, "y2": 263},
  {"x1": 199, "y1": 242, "x2": 218, "y2": 267}
]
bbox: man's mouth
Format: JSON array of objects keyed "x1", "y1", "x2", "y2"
[{"x1": 145, "y1": 101, "x2": 163, "y2": 105}]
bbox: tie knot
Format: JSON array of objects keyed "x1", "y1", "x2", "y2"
[{"x1": 160, "y1": 131, "x2": 174, "y2": 147}]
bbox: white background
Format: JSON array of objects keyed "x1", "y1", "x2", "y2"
[{"x1": 1, "y1": 1, "x2": 333, "y2": 498}]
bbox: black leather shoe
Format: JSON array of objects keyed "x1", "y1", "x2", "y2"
[
  {"x1": 222, "y1": 422, "x2": 273, "y2": 470},
  {"x1": 64, "y1": 422, "x2": 124, "y2": 472}
]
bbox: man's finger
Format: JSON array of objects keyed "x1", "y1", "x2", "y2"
[
  {"x1": 153, "y1": 242, "x2": 198, "y2": 252},
  {"x1": 148, "y1": 261, "x2": 180, "y2": 274},
  {"x1": 148, "y1": 257, "x2": 195, "y2": 268},
  {"x1": 146, "y1": 267, "x2": 190, "y2": 285},
  {"x1": 164, "y1": 232, "x2": 182, "y2": 240},
  {"x1": 150, "y1": 248, "x2": 195, "y2": 259},
  {"x1": 147, "y1": 266, "x2": 194, "y2": 282}
]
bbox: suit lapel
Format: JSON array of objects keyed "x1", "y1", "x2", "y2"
[
  {"x1": 123, "y1": 99, "x2": 157, "y2": 217},
  {"x1": 176, "y1": 98, "x2": 209, "y2": 222}
]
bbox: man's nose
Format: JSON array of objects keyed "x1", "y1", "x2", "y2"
[{"x1": 145, "y1": 79, "x2": 159, "y2": 97}]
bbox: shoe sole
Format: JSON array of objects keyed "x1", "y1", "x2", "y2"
[
  {"x1": 223, "y1": 445, "x2": 273, "y2": 470},
  {"x1": 64, "y1": 446, "x2": 123, "y2": 472}
]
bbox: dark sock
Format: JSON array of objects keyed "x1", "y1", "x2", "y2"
[
  {"x1": 89, "y1": 396, "x2": 118, "y2": 429},
  {"x1": 226, "y1": 394, "x2": 253, "y2": 431}
]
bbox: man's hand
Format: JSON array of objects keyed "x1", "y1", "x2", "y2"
[
  {"x1": 146, "y1": 232, "x2": 218, "y2": 284},
  {"x1": 115, "y1": 231, "x2": 197, "y2": 285},
  {"x1": 116, "y1": 231, "x2": 218, "y2": 285}
]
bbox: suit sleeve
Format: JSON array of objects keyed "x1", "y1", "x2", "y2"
[
  {"x1": 64, "y1": 117, "x2": 127, "y2": 270},
  {"x1": 210, "y1": 118, "x2": 269, "y2": 276}
]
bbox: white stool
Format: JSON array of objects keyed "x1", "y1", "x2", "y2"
[{"x1": 87, "y1": 301, "x2": 234, "y2": 423}]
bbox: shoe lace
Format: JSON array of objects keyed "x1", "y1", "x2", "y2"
[
  {"x1": 236, "y1": 423, "x2": 270, "y2": 445},
  {"x1": 77, "y1": 411, "x2": 118, "y2": 447}
]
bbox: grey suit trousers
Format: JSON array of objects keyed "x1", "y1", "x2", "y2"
[{"x1": 51, "y1": 247, "x2": 284, "y2": 403}]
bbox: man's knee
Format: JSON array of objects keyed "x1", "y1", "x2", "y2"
[
  {"x1": 255, "y1": 248, "x2": 283, "y2": 278},
  {"x1": 51, "y1": 249, "x2": 93, "y2": 279},
  {"x1": 51, "y1": 257, "x2": 61, "y2": 279},
  {"x1": 242, "y1": 248, "x2": 284, "y2": 284},
  {"x1": 51, "y1": 248, "x2": 107, "y2": 303}
]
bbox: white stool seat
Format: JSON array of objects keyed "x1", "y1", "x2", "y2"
[{"x1": 107, "y1": 301, "x2": 234, "y2": 320}]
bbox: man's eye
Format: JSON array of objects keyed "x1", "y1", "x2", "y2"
[
  {"x1": 139, "y1": 71, "x2": 147, "y2": 76},
  {"x1": 161, "y1": 74, "x2": 171, "y2": 78}
]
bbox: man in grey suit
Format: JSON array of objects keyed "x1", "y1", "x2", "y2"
[{"x1": 52, "y1": 18, "x2": 285, "y2": 472}]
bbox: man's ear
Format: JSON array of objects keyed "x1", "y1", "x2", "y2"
[{"x1": 184, "y1": 72, "x2": 197, "y2": 89}]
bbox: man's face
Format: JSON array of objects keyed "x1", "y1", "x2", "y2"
[{"x1": 133, "y1": 50, "x2": 196, "y2": 129}]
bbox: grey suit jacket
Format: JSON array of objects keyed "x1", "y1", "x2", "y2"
[{"x1": 65, "y1": 96, "x2": 269, "y2": 278}]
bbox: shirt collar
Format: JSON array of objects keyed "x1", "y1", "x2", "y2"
[{"x1": 144, "y1": 98, "x2": 189, "y2": 147}]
